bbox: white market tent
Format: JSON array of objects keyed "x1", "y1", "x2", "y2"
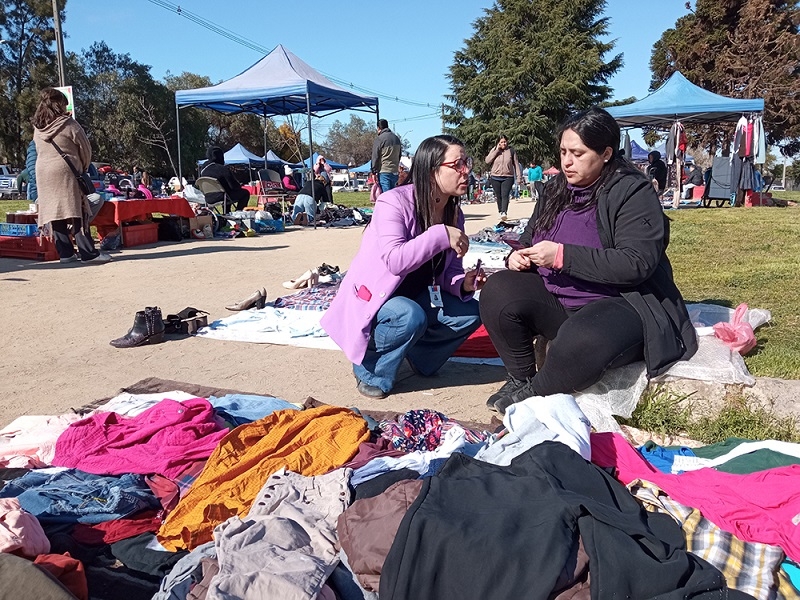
[{"x1": 174, "y1": 45, "x2": 379, "y2": 183}]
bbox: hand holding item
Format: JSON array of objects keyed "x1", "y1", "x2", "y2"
[
  {"x1": 446, "y1": 225, "x2": 469, "y2": 258},
  {"x1": 523, "y1": 241, "x2": 560, "y2": 268},
  {"x1": 462, "y1": 265, "x2": 487, "y2": 293},
  {"x1": 507, "y1": 249, "x2": 532, "y2": 272}
]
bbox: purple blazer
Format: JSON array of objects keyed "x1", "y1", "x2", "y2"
[{"x1": 321, "y1": 185, "x2": 471, "y2": 364}]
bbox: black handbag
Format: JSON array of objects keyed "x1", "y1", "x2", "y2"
[{"x1": 48, "y1": 139, "x2": 95, "y2": 196}]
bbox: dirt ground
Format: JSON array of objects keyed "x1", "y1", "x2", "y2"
[{"x1": 0, "y1": 197, "x2": 543, "y2": 428}]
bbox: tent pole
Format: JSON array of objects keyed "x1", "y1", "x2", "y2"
[
  {"x1": 263, "y1": 111, "x2": 268, "y2": 171},
  {"x1": 176, "y1": 101, "x2": 183, "y2": 187},
  {"x1": 307, "y1": 91, "x2": 316, "y2": 230}
]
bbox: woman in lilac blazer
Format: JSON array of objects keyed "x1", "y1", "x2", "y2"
[{"x1": 321, "y1": 135, "x2": 485, "y2": 398}]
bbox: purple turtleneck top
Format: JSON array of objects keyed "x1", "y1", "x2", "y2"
[{"x1": 531, "y1": 181, "x2": 621, "y2": 309}]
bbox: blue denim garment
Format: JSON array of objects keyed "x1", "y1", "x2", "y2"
[
  {"x1": 0, "y1": 468, "x2": 160, "y2": 524},
  {"x1": 208, "y1": 394, "x2": 296, "y2": 426},
  {"x1": 354, "y1": 289, "x2": 481, "y2": 393}
]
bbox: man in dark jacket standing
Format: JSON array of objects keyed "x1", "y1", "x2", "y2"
[
  {"x1": 371, "y1": 119, "x2": 402, "y2": 193},
  {"x1": 647, "y1": 150, "x2": 668, "y2": 194},
  {"x1": 199, "y1": 146, "x2": 250, "y2": 212}
]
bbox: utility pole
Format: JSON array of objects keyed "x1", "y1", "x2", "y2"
[
  {"x1": 782, "y1": 157, "x2": 787, "y2": 189},
  {"x1": 52, "y1": 0, "x2": 66, "y2": 86}
]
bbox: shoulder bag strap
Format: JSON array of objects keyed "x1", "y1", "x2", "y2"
[{"x1": 47, "y1": 139, "x2": 83, "y2": 179}]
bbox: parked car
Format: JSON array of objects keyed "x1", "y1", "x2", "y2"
[
  {"x1": 771, "y1": 184, "x2": 785, "y2": 192},
  {"x1": 0, "y1": 164, "x2": 20, "y2": 199}
]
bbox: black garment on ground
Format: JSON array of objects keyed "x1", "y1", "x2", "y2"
[
  {"x1": 479, "y1": 270, "x2": 644, "y2": 391},
  {"x1": 353, "y1": 468, "x2": 420, "y2": 501},
  {"x1": 647, "y1": 158, "x2": 668, "y2": 192},
  {"x1": 110, "y1": 532, "x2": 188, "y2": 577},
  {"x1": 380, "y1": 442, "x2": 745, "y2": 600},
  {"x1": 0, "y1": 468, "x2": 29, "y2": 489}
]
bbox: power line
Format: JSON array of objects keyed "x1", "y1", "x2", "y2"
[{"x1": 144, "y1": 0, "x2": 442, "y2": 109}]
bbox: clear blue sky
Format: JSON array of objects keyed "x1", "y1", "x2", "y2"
[{"x1": 61, "y1": 0, "x2": 691, "y2": 153}]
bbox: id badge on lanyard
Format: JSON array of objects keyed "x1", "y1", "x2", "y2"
[{"x1": 428, "y1": 284, "x2": 443, "y2": 308}]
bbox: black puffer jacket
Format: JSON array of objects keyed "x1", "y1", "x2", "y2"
[{"x1": 520, "y1": 167, "x2": 697, "y2": 377}]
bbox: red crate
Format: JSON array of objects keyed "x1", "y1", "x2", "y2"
[
  {"x1": 0, "y1": 235, "x2": 59, "y2": 261},
  {"x1": 122, "y1": 222, "x2": 159, "y2": 247}
]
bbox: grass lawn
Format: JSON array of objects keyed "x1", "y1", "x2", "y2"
[{"x1": 4, "y1": 197, "x2": 798, "y2": 380}]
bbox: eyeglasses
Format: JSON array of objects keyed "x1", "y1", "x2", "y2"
[{"x1": 440, "y1": 157, "x2": 473, "y2": 174}]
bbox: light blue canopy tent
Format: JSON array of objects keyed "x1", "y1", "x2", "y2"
[
  {"x1": 606, "y1": 71, "x2": 763, "y2": 127},
  {"x1": 174, "y1": 44, "x2": 379, "y2": 183},
  {"x1": 351, "y1": 160, "x2": 371, "y2": 173}
]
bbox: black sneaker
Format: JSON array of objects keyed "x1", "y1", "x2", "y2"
[
  {"x1": 494, "y1": 378, "x2": 540, "y2": 415},
  {"x1": 486, "y1": 374, "x2": 526, "y2": 411},
  {"x1": 356, "y1": 379, "x2": 388, "y2": 399}
]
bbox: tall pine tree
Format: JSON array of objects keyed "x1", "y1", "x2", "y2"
[
  {"x1": 651, "y1": 0, "x2": 800, "y2": 155},
  {"x1": 445, "y1": 0, "x2": 621, "y2": 164}
]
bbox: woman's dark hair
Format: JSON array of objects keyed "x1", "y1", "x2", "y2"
[
  {"x1": 535, "y1": 106, "x2": 637, "y2": 232},
  {"x1": 32, "y1": 87, "x2": 69, "y2": 130},
  {"x1": 404, "y1": 134, "x2": 463, "y2": 232}
]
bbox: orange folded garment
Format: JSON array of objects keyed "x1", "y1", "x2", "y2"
[{"x1": 157, "y1": 405, "x2": 369, "y2": 551}]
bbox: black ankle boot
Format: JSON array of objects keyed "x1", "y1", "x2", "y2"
[{"x1": 110, "y1": 307, "x2": 165, "y2": 348}]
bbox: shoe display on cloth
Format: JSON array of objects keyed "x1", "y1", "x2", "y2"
[
  {"x1": 356, "y1": 379, "x2": 388, "y2": 399},
  {"x1": 317, "y1": 263, "x2": 340, "y2": 276},
  {"x1": 84, "y1": 252, "x2": 112, "y2": 264},
  {"x1": 282, "y1": 268, "x2": 319, "y2": 290},
  {"x1": 59, "y1": 255, "x2": 79, "y2": 264},
  {"x1": 164, "y1": 307, "x2": 210, "y2": 335},
  {"x1": 110, "y1": 306, "x2": 165, "y2": 348},
  {"x1": 225, "y1": 289, "x2": 266, "y2": 311}
]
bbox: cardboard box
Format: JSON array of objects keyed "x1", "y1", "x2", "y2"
[{"x1": 189, "y1": 215, "x2": 213, "y2": 231}]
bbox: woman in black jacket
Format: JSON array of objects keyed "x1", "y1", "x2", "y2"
[{"x1": 480, "y1": 107, "x2": 697, "y2": 414}]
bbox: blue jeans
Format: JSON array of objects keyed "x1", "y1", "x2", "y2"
[
  {"x1": 291, "y1": 194, "x2": 317, "y2": 223},
  {"x1": 0, "y1": 468, "x2": 160, "y2": 525},
  {"x1": 353, "y1": 289, "x2": 482, "y2": 393},
  {"x1": 379, "y1": 172, "x2": 399, "y2": 193}
]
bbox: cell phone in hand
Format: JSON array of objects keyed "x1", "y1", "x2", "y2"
[{"x1": 475, "y1": 258, "x2": 482, "y2": 273}]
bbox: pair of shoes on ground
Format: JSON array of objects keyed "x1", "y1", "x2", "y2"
[
  {"x1": 164, "y1": 307, "x2": 209, "y2": 335},
  {"x1": 283, "y1": 268, "x2": 319, "y2": 290},
  {"x1": 110, "y1": 306, "x2": 164, "y2": 348},
  {"x1": 317, "y1": 263, "x2": 340, "y2": 276},
  {"x1": 225, "y1": 288, "x2": 266, "y2": 311},
  {"x1": 59, "y1": 252, "x2": 112, "y2": 265},
  {"x1": 485, "y1": 374, "x2": 538, "y2": 415}
]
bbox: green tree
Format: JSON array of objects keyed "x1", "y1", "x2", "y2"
[
  {"x1": 320, "y1": 114, "x2": 374, "y2": 166},
  {"x1": 444, "y1": 0, "x2": 621, "y2": 165},
  {"x1": 0, "y1": 0, "x2": 60, "y2": 165},
  {"x1": 650, "y1": 0, "x2": 800, "y2": 155}
]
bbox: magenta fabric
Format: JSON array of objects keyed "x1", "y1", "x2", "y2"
[
  {"x1": 591, "y1": 432, "x2": 800, "y2": 561},
  {"x1": 53, "y1": 398, "x2": 226, "y2": 479}
]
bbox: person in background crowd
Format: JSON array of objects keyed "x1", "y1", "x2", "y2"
[
  {"x1": 527, "y1": 159, "x2": 544, "y2": 203},
  {"x1": 468, "y1": 169, "x2": 476, "y2": 202},
  {"x1": 32, "y1": 87, "x2": 110, "y2": 264},
  {"x1": 313, "y1": 155, "x2": 332, "y2": 178},
  {"x1": 322, "y1": 134, "x2": 484, "y2": 399},
  {"x1": 647, "y1": 150, "x2": 668, "y2": 195},
  {"x1": 485, "y1": 135, "x2": 523, "y2": 221},
  {"x1": 137, "y1": 171, "x2": 154, "y2": 199},
  {"x1": 291, "y1": 174, "x2": 328, "y2": 226},
  {"x1": 132, "y1": 165, "x2": 142, "y2": 188},
  {"x1": 683, "y1": 163, "x2": 704, "y2": 198},
  {"x1": 200, "y1": 146, "x2": 250, "y2": 212},
  {"x1": 480, "y1": 107, "x2": 696, "y2": 415},
  {"x1": 397, "y1": 162, "x2": 409, "y2": 186},
  {"x1": 15, "y1": 168, "x2": 29, "y2": 199},
  {"x1": 371, "y1": 119, "x2": 403, "y2": 193},
  {"x1": 25, "y1": 140, "x2": 38, "y2": 201},
  {"x1": 282, "y1": 165, "x2": 299, "y2": 191}
]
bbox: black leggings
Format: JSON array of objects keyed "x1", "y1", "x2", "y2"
[
  {"x1": 490, "y1": 177, "x2": 514, "y2": 214},
  {"x1": 480, "y1": 269, "x2": 644, "y2": 396}
]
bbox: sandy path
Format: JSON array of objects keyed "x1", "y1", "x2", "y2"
[{"x1": 0, "y1": 197, "x2": 535, "y2": 427}]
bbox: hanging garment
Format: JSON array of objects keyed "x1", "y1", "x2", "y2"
[
  {"x1": 733, "y1": 116, "x2": 748, "y2": 158},
  {"x1": 746, "y1": 118, "x2": 755, "y2": 157},
  {"x1": 622, "y1": 131, "x2": 632, "y2": 161},
  {"x1": 755, "y1": 115, "x2": 767, "y2": 164},
  {"x1": 666, "y1": 124, "x2": 677, "y2": 165}
]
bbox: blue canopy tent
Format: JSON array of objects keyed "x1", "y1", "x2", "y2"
[
  {"x1": 174, "y1": 44, "x2": 379, "y2": 187},
  {"x1": 197, "y1": 143, "x2": 263, "y2": 166},
  {"x1": 607, "y1": 71, "x2": 763, "y2": 206},
  {"x1": 351, "y1": 160, "x2": 372, "y2": 173}
]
